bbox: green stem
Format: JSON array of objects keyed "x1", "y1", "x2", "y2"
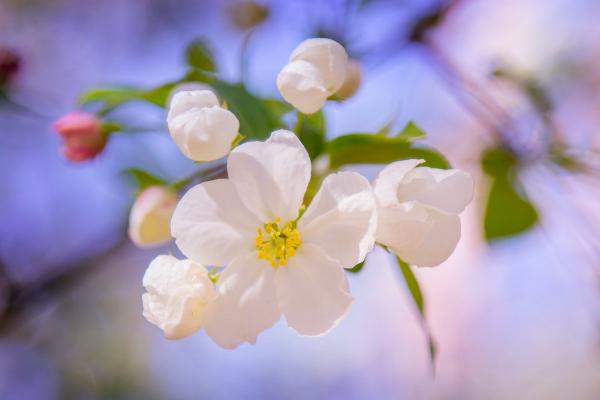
[{"x1": 171, "y1": 163, "x2": 227, "y2": 191}]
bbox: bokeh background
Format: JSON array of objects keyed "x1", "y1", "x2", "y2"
[{"x1": 2, "y1": 0, "x2": 600, "y2": 398}]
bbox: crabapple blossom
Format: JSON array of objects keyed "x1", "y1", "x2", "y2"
[
  {"x1": 374, "y1": 159, "x2": 474, "y2": 267},
  {"x1": 336, "y1": 59, "x2": 361, "y2": 100},
  {"x1": 128, "y1": 186, "x2": 177, "y2": 247},
  {"x1": 277, "y1": 38, "x2": 348, "y2": 114},
  {"x1": 170, "y1": 130, "x2": 377, "y2": 348},
  {"x1": 53, "y1": 111, "x2": 106, "y2": 162},
  {"x1": 142, "y1": 255, "x2": 217, "y2": 340},
  {"x1": 167, "y1": 90, "x2": 239, "y2": 162}
]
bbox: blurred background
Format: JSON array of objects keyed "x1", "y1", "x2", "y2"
[{"x1": 2, "y1": 0, "x2": 600, "y2": 398}]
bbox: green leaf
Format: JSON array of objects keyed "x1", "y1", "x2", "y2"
[
  {"x1": 481, "y1": 146, "x2": 539, "y2": 241},
  {"x1": 397, "y1": 121, "x2": 426, "y2": 141},
  {"x1": 397, "y1": 257, "x2": 424, "y2": 315},
  {"x1": 125, "y1": 168, "x2": 166, "y2": 191},
  {"x1": 79, "y1": 83, "x2": 176, "y2": 110},
  {"x1": 210, "y1": 81, "x2": 280, "y2": 140},
  {"x1": 185, "y1": 39, "x2": 216, "y2": 72},
  {"x1": 261, "y1": 98, "x2": 293, "y2": 121},
  {"x1": 296, "y1": 111, "x2": 326, "y2": 159},
  {"x1": 346, "y1": 261, "x2": 365, "y2": 274},
  {"x1": 396, "y1": 256, "x2": 436, "y2": 369},
  {"x1": 326, "y1": 133, "x2": 450, "y2": 170}
]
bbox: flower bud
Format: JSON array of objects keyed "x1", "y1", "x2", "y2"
[
  {"x1": 167, "y1": 90, "x2": 240, "y2": 162},
  {"x1": 276, "y1": 60, "x2": 328, "y2": 114},
  {"x1": 277, "y1": 38, "x2": 348, "y2": 114},
  {"x1": 128, "y1": 186, "x2": 177, "y2": 247},
  {"x1": 335, "y1": 59, "x2": 361, "y2": 100},
  {"x1": 53, "y1": 112, "x2": 106, "y2": 162},
  {"x1": 142, "y1": 255, "x2": 217, "y2": 340},
  {"x1": 228, "y1": 1, "x2": 269, "y2": 30},
  {"x1": 166, "y1": 82, "x2": 211, "y2": 108},
  {"x1": 0, "y1": 48, "x2": 20, "y2": 87}
]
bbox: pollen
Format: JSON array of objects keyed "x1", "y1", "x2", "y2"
[{"x1": 255, "y1": 217, "x2": 301, "y2": 267}]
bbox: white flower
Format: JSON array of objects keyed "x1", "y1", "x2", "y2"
[
  {"x1": 374, "y1": 160, "x2": 474, "y2": 267},
  {"x1": 128, "y1": 186, "x2": 177, "y2": 247},
  {"x1": 166, "y1": 82, "x2": 211, "y2": 107},
  {"x1": 142, "y1": 255, "x2": 217, "y2": 340},
  {"x1": 171, "y1": 130, "x2": 377, "y2": 348},
  {"x1": 167, "y1": 89, "x2": 239, "y2": 162},
  {"x1": 277, "y1": 38, "x2": 348, "y2": 114},
  {"x1": 335, "y1": 59, "x2": 361, "y2": 100}
]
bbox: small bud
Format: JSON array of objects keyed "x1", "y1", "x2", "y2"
[
  {"x1": 0, "y1": 48, "x2": 21, "y2": 87},
  {"x1": 335, "y1": 59, "x2": 361, "y2": 100},
  {"x1": 53, "y1": 112, "x2": 106, "y2": 162},
  {"x1": 228, "y1": 1, "x2": 269, "y2": 30},
  {"x1": 167, "y1": 90, "x2": 240, "y2": 162},
  {"x1": 128, "y1": 186, "x2": 177, "y2": 247},
  {"x1": 166, "y1": 81, "x2": 211, "y2": 108},
  {"x1": 142, "y1": 255, "x2": 217, "y2": 340},
  {"x1": 277, "y1": 38, "x2": 348, "y2": 114}
]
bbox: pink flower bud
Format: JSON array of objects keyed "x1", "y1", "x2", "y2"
[
  {"x1": 0, "y1": 48, "x2": 20, "y2": 87},
  {"x1": 53, "y1": 112, "x2": 106, "y2": 162}
]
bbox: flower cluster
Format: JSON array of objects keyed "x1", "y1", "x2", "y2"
[{"x1": 136, "y1": 38, "x2": 474, "y2": 348}]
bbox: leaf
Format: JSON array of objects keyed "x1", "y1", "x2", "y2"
[
  {"x1": 397, "y1": 121, "x2": 426, "y2": 141},
  {"x1": 261, "y1": 98, "x2": 293, "y2": 121},
  {"x1": 346, "y1": 261, "x2": 365, "y2": 274},
  {"x1": 396, "y1": 257, "x2": 437, "y2": 370},
  {"x1": 326, "y1": 133, "x2": 450, "y2": 170},
  {"x1": 481, "y1": 146, "x2": 539, "y2": 241},
  {"x1": 185, "y1": 39, "x2": 216, "y2": 72},
  {"x1": 125, "y1": 168, "x2": 166, "y2": 191},
  {"x1": 296, "y1": 111, "x2": 326, "y2": 159},
  {"x1": 210, "y1": 81, "x2": 280, "y2": 140},
  {"x1": 79, "y1": 83, "x2": 176, "y2": 110},
  {"x1": 397, "y1": 257, "x2": 424, "y2": 315}
]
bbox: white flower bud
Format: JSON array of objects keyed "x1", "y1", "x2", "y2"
[
  {"x1": 128, "y1": 186, "x2": 177, "y2": 248},
  {"x1": 166, "y1": 82, "x2": 212, "y2": 108},
  {"x1": 142, "y1": 255, "x2": 217, "y2": 340},
  {"x1": 290, "y1": 38, "x2": 348, "y2": 93},
  {"x1": 167, "y1": 90, "x2": 239, "y2": 162},
  {"x1": 374, "y1": 160, "x2": 474, "y2": 267},
  {"x1": 335, "y1": 59, "x2": 361, "y2": 100},
  {"x1": 276, "y1": 60, "x2": 328, "y2": 114},
  {"x1": 277, "y1": 38, "x2": 348, "y2": 114}
]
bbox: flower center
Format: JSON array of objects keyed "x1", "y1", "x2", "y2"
[{"x1": 255, "y1": 217, "x2": 301, "y2": 267}]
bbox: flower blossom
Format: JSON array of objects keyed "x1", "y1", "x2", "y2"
[
  {"x1": 170, "y1": 130, "x2": 377, "y2": 348},
  {"x1": 335, "y1": 59, "x2": 361, "y2": 100},
  {"x1": 142, "y1": 255, "x2": 217, "y2": 340},
  {"x1": 129, "y1": 186, "x2": 178, "y2": 247},
  {"x1": 277, "y1": 38, "x2": 348, "y2": 114},
  {"x1": 374, "y1": 160, "x2": 474, "y2": 267},
  {"x1": 53, "y1": 112, "x2": 106, "y2": 162},
  {"x1": 167, "y1": 90, "x2": 239, "y2": 162}
]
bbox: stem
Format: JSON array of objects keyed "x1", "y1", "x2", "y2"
[
  {"x1": 171, "y1": 163, "x2": 227, "y2": 191},
  {"x1": 239, "y1": 29, "x2": 255, "y2": 84}
]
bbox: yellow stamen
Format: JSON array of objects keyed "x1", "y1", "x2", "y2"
[{"x1": 255, "y1": 218, "x2": 301, "y2": 268}]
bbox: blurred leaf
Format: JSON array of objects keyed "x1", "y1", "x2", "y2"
[
  {"x1": 211, "y1": 81, "x2": 279, "y2": 140},
  {"x1": 185, "y1": 39, "x2": 216, "y2": 72},
  {"x1": 297, "y1": 111, "x2": 325, "y2": 159},
  {"x1": 397, "y1": 257, "x2": 424, "y2": 314},
  {"x1": 396, "y1": 257, "x2": 436, "y2": 368},
  {"x1": 79, "y1": 83, "x2": 176, "y2": 110},
  {"x1": 125, "y1": 168, "x2": 166, "y2": 191},
  {"x1": 261, "y1": 98, "x2": 293, "y2": 120},
  {"x1": 397, "y1": 121, "x2": 426, "y2": 141},
  {"x1": 346, "y1": 261, "x2": 365, "y2": 274},
  {"x1": 326, "y1": 133, "x2": 450, "y2": 170},
  {"x1": 481, "y1": 146, "x2": 539, "y2": 241}
]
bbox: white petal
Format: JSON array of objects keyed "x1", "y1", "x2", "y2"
[
  {"x1": 397, "y1": 167, "x2": 474, "y2": 214},
  {"x1": 168, "y1": 106, "x2": 239, "y2": 162},
  {"x1": 167, "y1": 83, "x2": 212, "y2": 109},
  {"x1": 373, "y1": 159, "x2": 425, "y2": 208},
  {"x1": 290, "y1": 38, "x2": 348, "y2": 93},
  {"x1": 276, "y1": 60, "x2": 328, "y2": 114},
  {"x1": 167, "y1": 90, "x2": 219, "y2": 123},
  {"x1": 171, "y1": 179, "x2": 260, "y2": 266},
  {"x1": 227, "y1": 130, "x2": 311, "y2": 222},
  {"x1": 128, "y1": 186, "x2": 177, "y2": 247},
  {"x1": 380, "y1": 204, "x2": 461, "y2": 267},
  {"x1": 335, "y1": 58, "x2": 361, "y2": 100},
  {"x1": 275, "y1": 244, "x2": 352, "y2": 336},
  {"x1": 299, "y1": 171, "x2": 377, "y2": 269},
  {"x1": 142, "y1": 255, "x2": 216, "y2": 340},
  {"x1": 203, "y1": 253, "x2": 280, "y2": 349}
]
